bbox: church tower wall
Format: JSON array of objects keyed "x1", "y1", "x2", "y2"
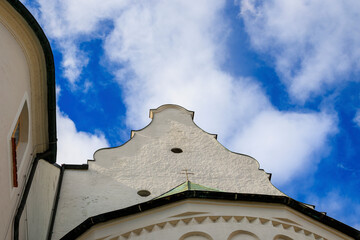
[{"x1": 0, "y1": 1, "x2": 58, "y2": 239}]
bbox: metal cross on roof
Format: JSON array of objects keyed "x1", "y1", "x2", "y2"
[{"x1": 181, "y1": 169, "x2": 194, "y2": 181}]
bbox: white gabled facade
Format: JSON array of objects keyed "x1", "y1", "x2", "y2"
[
  {"x1": 53, "y1": 105, "x2": 359, "y2": 240},
  {"x1": 53, "y1": 105, "x2": 283, "y2": 239}
]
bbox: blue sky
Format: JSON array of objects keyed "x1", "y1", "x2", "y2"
[{"x1": 24, "y1": 0, "x2": 360, "y2": 229}]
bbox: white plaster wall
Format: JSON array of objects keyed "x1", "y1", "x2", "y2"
[
  {"x1": 24, "y1": 160, "x2": 60, "y2": 240},
  {"x1": 92, "y1": 107, "x2": 281, "y2": 196},
  {"x1": 53, "y1": 105, "x2": 284, "y2": 239},
  {"x1": 78, "y1": 200, "x2": 353, "y2": 240},
  {"x1": 18, "y1": 209, "x2": 28, "y2": 240},
  {"x1": 0, "y1": 1, "x2": 51, "y2": 238},
  {"x1": 0, "y1": 18, "x2": 31, "y2": 240}
]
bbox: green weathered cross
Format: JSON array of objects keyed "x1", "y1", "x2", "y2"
[{"x1": 181, "y1": 169, "x2": 194, "y2": 181}]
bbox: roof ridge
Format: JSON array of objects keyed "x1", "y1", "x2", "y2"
[{"x1": 154, "y1": 181, "x2": 221, "y2": 199}]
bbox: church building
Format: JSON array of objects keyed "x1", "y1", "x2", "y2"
[
  {"x1": 53, "y1": 105, "x2": 360, "y2": 240},
  {"x1": 1, "y1": 1, "x2": 359, "y2": 239}
]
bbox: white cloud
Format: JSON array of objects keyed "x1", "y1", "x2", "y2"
[
  {"x1": 31, "y1": 0, "x2": 130, "y2": 85},
  {"x1": 240, "y1": 0, "x2": 360, "y2": 102},
  {"x1": 354, "y1": 109, "x2": 360, "y2": 127},
  {"x1": 306, "y1": 190, "x2": 360, "y2": 229},
  {"x1": 229, "y1": 110, "x2": 336, "y2": 183},
  {"x1": 56, "y1": 108, "x2": 109, "y2": 164},
  {"x1": 103, "y1": 0, "x2": 265, "y2": 130},
  {"x1": 59, "y1": 40, "x2": 89, "y2": 85},
  {"x1": 101, "y1": 0, "x2": 336, "y2": 184},
  {"x1": 32, "y1": 0, "x2": 337, "y2": 184}
]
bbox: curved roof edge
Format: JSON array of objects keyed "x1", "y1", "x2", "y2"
[
  {"x1": 60, "y1": 190, "x2": 360, "y2": 240},
  {"x1": 131, "y1": 104, "x2": 216, "y2": 139},
  {"x1": 149, "y1": 104, "x2": 194, "y2": 119},
  {"x1": 6, "y1": 0, "x2": 57, "y2": 163}
]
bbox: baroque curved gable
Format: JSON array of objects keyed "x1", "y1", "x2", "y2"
[
  {"x1": 93, "y1": 104, "x2": 282, "y2": 196},
  {"x1": 53, "y1": 105, "x2": 360, "y2": 240}
]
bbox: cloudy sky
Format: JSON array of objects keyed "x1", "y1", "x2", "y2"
[{"x1": 24, "y1": 0, "x2": 360, "y2": 229}]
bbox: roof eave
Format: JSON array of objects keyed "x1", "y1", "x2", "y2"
[
  {"x1": 62, "y1": 191, "x2": 360, "y2": 240},
  {"x1": 6, "y1": 0, "x2": 57, "y2": 163}
]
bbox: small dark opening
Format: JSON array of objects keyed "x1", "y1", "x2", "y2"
[
  {"x1": 137, "y1": 190, "x2": 151, "y2": 197},
  {"x1": 171, "y1": 148, "x2": 183, "y2": 153}
]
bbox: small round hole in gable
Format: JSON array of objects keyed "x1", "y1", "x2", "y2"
[
  {"x1": 137, "y1": 190, "x2": 151, "y2": 197},
  {"x1": 171, "y1": 148, "x2": 183, "y2": 153}
]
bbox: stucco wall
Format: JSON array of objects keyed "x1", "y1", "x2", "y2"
[
  {"x1": 0, "y1": 17, "x2": 32, "y2": 240},
  {"x1": 19, "y1": 160, "x2": 60, "y2": 240},
  {"x1": 53, "y1": 105, "x2": 284, "y2": 239},
  {"x1": 0, "y1": 1, "x2": 51, "y2": 238}
]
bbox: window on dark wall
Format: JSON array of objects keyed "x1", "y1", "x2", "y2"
[
  {"x1": 11, "y1": 120, "x2": 20, "y2": 187},
  {"x1": 11, "y1": 102, "x2": 29, "y2": 188}
]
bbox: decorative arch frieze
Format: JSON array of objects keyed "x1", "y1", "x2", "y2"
[
  {"x1": 228, "y1": 230, "x2": 260, "y2": 240},
  {"x1": 273, "y1": 234, "x2": 293, "y2": 240},
  {"x1": 179, "y1": 231, "x2": 213, "y2": 240},
  {"x1": 101, "y1": 215, "x2": 328, "y2": 240}
]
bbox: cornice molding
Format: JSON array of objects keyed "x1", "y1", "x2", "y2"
[
  {"x1": 61, "y1": 191, "x2": 360, "y2": 240},
  {"x1": 116, "y1": 215, "x2": 326, "y2": 240}
]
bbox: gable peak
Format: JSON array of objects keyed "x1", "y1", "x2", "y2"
[{"x1": 149, "y1": 104, "x2": 194, "y2": 119}]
